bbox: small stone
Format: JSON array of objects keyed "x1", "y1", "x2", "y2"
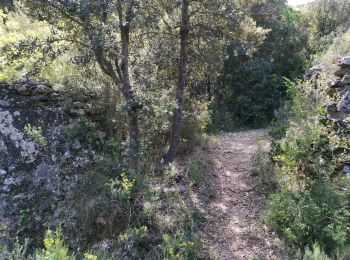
[
  {"x1": 339, "y1": 56, "x2": 350, "y2": 68},
  {"x1": 13, "y1": 193, "x2": 27, "y2": 200},
  {"x1": 343, "y1": 165, "x2": 350, "y2": 174},
  {"x1": 14, "y1": 85, "x2": 32, "y2": 96},
  {"x1": 69, "y1": 109, "x2": 85, "y2": 116},
  {"x1": 341, "y1": 74, "x2": 350, "y2": 85},
  {"x1": 4, "y1": 177, "x2": 16, "y2": 186},
  {"x1": 327, "y1": 103, "x2": 345, "y2": 120},
  {"x1": 34, "y1": 85, "x2": 53, "y2": 95},
  {"x1": 335, "y1": 67, "x2": 350, "y2": 77},
  {"x1": 0, "y1": 168, "x2": 6, "y2": 176},
  {"x1": 179, "y1": 185, "x2": 186, "y2": 194},
  {"x1": 97, "y1": 131, "x2": 107, "y2": 140},
  {"x1": 330, "y1": 79, "x2": 342, "y2": 88},
  {"x1": 72, "y1": 102, "x2": 85, "y2": 109},
  {"x1": 72, "y1": 141, "x2": 82, "y2": 150},
  {"x1": 64, "y1": 151, "x2": 72, "y2": 159},
  {"x1": 326, "y1": 103, "x2": 338, "y2": 113},
  {"x1": 13, "y1": 111, "x2": 20, "y2": 116},
  {"x1": 304, "y1": 65, "x2": 323, "y2": 81},
  {"x1": 163, "y1": 187, "x2": 177, "y2": 193}
]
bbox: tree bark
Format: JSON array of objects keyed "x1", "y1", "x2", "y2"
[
  {"x1": 90, "y1": 6, "x2": 141, "y2": 176},
  {"x1": 120, "y1": 23, "x2": 141, "y2": 177},
  {"x1": 164, "y1": 0, "x2": 190, "y2": 164}
]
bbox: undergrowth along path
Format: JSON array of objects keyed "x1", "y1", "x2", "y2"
[{"x1": 197, "y1": 130, "x2": 287, "y2": 260}]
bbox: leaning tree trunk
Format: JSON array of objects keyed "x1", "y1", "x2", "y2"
[
  {"x1": 92, "y1": 21, "x2": 141, "y2": 176},
  {"x1": 164, "y1": 0, "x2": 190, "y2": 164}
]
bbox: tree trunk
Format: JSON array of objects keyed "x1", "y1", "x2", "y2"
[
  {"x1": 120, "y1": 25, "x2": 141, "y2": 176},
  {"x1": 164, "y1": 0, "x2": 190, "y2": 164},
  {"x1": 92, "y1": 8, "x2": 141, "y2": 176}
]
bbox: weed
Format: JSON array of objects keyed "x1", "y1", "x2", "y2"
[
  {"x1": 202, "y1": 183, "x2": 216, "y2": 200},
  {"x1": 0, "y1": 238, "x2": 33, "y2": 260},
  {"x1": 24, "y1": 124, "x2": 48, "y2": 149},
  {"x1": 160, "y1": 232, "x2": 198, "y2": 260},
  {"x1": 163, "y1": 164, "x2": 178, "y2": 184},
  {"x1": 188, "y1": 161, "x2": 203, "y2": 187},
  {"x1": 109, "y1": 173, "x2": 135, "y2": 200},
  {"x1": 36, "y1": 229, "x2": 75, "y2": 260}
]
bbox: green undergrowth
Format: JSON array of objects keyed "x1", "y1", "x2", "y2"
[{"x1": 259, "y1": 59, "x2": 350, "y2": 258}]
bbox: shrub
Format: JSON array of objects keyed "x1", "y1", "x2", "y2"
[
  {"x1": 252, "y1": 147, "x2": 277, "y2": 194},
  {"x1": 188, "y1": 160, "x2": 203, "y2": 187},
  {"x1": 264, "y1": 181, "x2": 350, "y2": 254},
  {"x1": 303, "y1": 244, "x2": 330, "y2": 260},
  {"x1": 64, "y1": 118, "x2": 98, "y2": 146},
  {"x1": 0, "y1": 238, "x2": 33, "y2": 260},
  {"x1": 24, "y1": 124, "x2": 48, "y2": 149},
  {"x1": 179, "y1": 99, "x2": 211, "y2": 154},
  {"x1": 160, "y1": 232, "x2": 198, "y2": 260},
  {"x1": 36, "y1": 229, "x2": 75, "y2": 260},
  {"x1": 117, "y1": 226, "x2": 149, "y2": 259}
]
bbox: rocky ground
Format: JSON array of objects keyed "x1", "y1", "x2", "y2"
[{"x1": 193, "y1": 130, "x2": 289, "y2": 260}]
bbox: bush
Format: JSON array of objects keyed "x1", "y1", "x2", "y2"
[
  {"x1": 159, "y1": 232, "x2": 199, "y2": 260},
  {"x1": 303, "y1": 244, "x2": 330, "y2": 260},
  {"x1": 252, "y1": 148, "x2": 277, "y2": 194},
  {"x1": 0, "y1": 238, "x2": 33, "y2": 260},
  {"x1": 36, "y1": 229, "x2": 75, "y2": 260},
  {"x1": 24, "y1": 124, "x2": 48, "y2": 149},
  {"x1": 178, "y1": 99, "x2": 211, "y2": 154},
  {"x1": 264, "y1": 181, "x2": 350, "y2": 254}
]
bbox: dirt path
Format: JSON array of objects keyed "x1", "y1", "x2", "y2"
[{"x1": 196, "y1": 130, "x2": 287, "y2": 260}]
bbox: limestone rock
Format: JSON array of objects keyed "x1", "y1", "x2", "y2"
[
  {"x1": 341, "y1": 74, "x2": 350, "y2": 85},
  {"x1": 339, "y1": 56, "x2": 350, "y2": 68},
  {"x1": 34, "y1": 84, "x2": 53, "y2": 95},
  {"x1": 69, "y1": 108, "x2": 85, "y2": 116},
  {"x1": 97, "y1": 131, "x2": 107, "y2": 140},
  {"x1": 330, "y1": 79, "x2": 342, "y2": 88},
  {"x1": 0, "y1": 110, "x2": 39, "y2": 163},
  {"x1": 0, "y1": 168, "x2": 6, "y2": 176},
  {"x1": 13, "y1": 79, "x2": 37, "y2": 96},
  {"x1": 343, "y1": 165, "x2": 350, "y2": 174},
  {"x1": 304, "y1": 64, "x2": 323, "y2": 81},
  {"x1": 72, "y1": 101, "x2": 86, "y2": 109},
  {"x1": 14, "y1": 84, "x2": 33, "y2": 96},
  {"x1": 179, "y1": 185, "x2": 186, "y2": 194},
  {"x1": 338, "y1": 91, "x2": 350, "y2": 113},
  {"x1": 334, "y1": 67, "x2": 350, "y2": 77}
]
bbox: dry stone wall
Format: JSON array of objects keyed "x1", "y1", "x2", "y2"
[{"x1": 0, "y1": 79, "x2": 103, "y2": 247}]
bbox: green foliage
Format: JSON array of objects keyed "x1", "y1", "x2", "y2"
[
  {"x1": 211, "y1": 3, "x2": 308, "y2": 129},
  {"x1": 265, "y1": 45, "x2": 350, "y2": 257},
  {"x1": 163, "y1": 164, "x2": 178, "y2": 184},
  {"x1": 303, "y1": 244, "x2": 330, "y2": 260},
  {"x1": 0, "y1": 238, "x2": 33, "y2": 260},
  {"x1": 160, "y1": 232, "x2": 198, "y2": 260},
  {"x1": 117, "y1": 226, "x2": 148, "y2": 259},
  {"x1": 17, "y1": 208, "x2": 30, "y2": 237},
  {"x1": 0, "y1": 10, "x2": 78, "y2": 82},
  {"x1": 63, "y1": 171, "x2": 132, "y2": 249},
  {"x1": 24, "y1": 124, "x2": 48, "y2": 149},
  {"x1": 252, "y1": 147, "x2": 277, "y2": 194},
  {"x1": 178, "y1": 99, "x2": 211, "y2": 154},
  {"x1": 264, "y1": 182, "x2": 350, "y2": 253},
  {"x1": 109, "y1": 173, "x2": 136, "y2": 200},
  {"x1": 36, "y1": 229, "x2": 75, "y2": 260},
  {"x1": 64, "y1": 118, "x2": 97, "y2": 145},
  {"x1": 188, "y1": 161, "x2": 203, "y2": 187},
  {"x1": 268, "y1": 119, "x2": 288, "y2": 140}
]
